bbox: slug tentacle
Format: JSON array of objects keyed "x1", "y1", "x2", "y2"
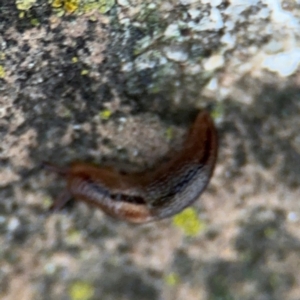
[
  {"x1": 42, "y1": 161, "x2": 68, "y2": 176},
  {"x1": 45, "y1": 110, "x2": 218, "y2": 223},
  {"x1": 50, "y1": 189, "x2": 72, "y2": 211}
]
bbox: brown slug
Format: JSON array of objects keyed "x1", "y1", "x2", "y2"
[{"x1": 44, "y1": 110, "x2": 218, "y2": 223}]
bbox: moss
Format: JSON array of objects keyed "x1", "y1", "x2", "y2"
[
  {"x1": 172, "y1": 207, "x2": 206, "y2": 237},
  {"x1": 69, "y1": 281, "x2": 94, "y2": 300}
]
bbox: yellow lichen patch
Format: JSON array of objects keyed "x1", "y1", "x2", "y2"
[
  {"x1": 69, "y1": 281, "x2": 94, "y2": 300},
  {"x1": 72, "y1": 56, "x2": 79, "y2": 63},
  {"x1": 0, "y1": 52, "x2": 6, "y2": 60},
  {"x1": 64, "y1": 0, "x2": 80, "y2": 13},
  {"x1": 0, "y1": 66, "x2": 5, "y2": 79},
  {"x1": 51, "y1": 0, "x2": 63, "y2": 8},
  {"x1": 19, "y1": 11, "x2": 25, "y2": 18},
  {"x1": 172, "y1": 207, "x2": 206, "y2": 236},
  {"x1": 81, "y1": 69, "x2": 89, "y2": 75},
  {"x1": 16, "y1": 0, "x2": 37, "y2": 11},
  {"x1": 99, "y1": 109, "x2": 112, "y2": 120},
  {"x1": 51, "y1": 0, "x2": 115, "y2": 15},
  {"x1": 164, "y1": 272, "x2": 180, "y2": 286}
]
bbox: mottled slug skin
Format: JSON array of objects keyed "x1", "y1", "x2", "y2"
[{"x1": 46, "y1": 111, "x2": 218, "y2": 223}]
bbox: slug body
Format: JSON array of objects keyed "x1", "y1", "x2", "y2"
[{"x1": 46, "y1": 111, "x2": 218, "y2": 223}]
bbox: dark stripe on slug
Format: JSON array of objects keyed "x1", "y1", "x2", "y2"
[
  {"x1": 84, "y1": 179, "x2": 146, "y2": 205},
  {"x1": 81, "y1": 179, "x2": 110, "y2": 198},
  {"x1": 150, "y1": 165, "x2": 202, "y2": 207},
  {"x1": 110, "y1": 193, "x2": 146, "y2": 205},
  {"x1": 150, "y1": 126, "x2": 213, "y2": 207},
  {"x1": 168, "y1": 166, "x2": 202, "y2": 195}
]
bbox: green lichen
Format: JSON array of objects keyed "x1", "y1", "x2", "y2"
[
  {"x1": 211, "y1": 102, "x2": 224, "y2": 121},
  {"x1": 82, "y1": 1, "x2": 101, "y2": 13},
  {"x1": 16, "y1": 0, "x2": 37, "y2": 11},
  {"x1": 165, "y1": 127, "x2": 173, "y2": 141},
  {"x1": 69, "y1": 281, "x2": 94, "y2": 300},
  {"x1": 97, "y1": 0, "x2": 115, "y2": 13},
  {"x1": 172, "y1": 207, "x2": 206, "y2": 236},
  {"x1": 0, "y1": 66, "x2": 5, "y2": 79}
]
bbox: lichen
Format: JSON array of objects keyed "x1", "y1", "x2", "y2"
[
  {"x1": 51, "y1": 0, "x2": 115, "y2": 15},
  {"x1": 66, "y1": 229, "x2": 82, "y2": 245},
  {"x1": 165, "y1": 127, "x2": 173, "y2": 141},
  {"x1": 97, "y1": 0, "x2": 115, "y2": 13},
  {"x1": 30, "y1": 18, "x2": 40, "y2": 26},
  {"x1": 15, "y1": 0, "x2": 37, "y2": 11},
  {"x1": 42, "y1": 196, "x2": 53, "y2": 209},
  {"x1": 80, "y1": 69, "x2": 89, "y2": 75},
  {"x1": 0, "y1": 66, "x2": 5, "y2": 79},
  {"x1": 64, "y1": 0, "x2": 80, "y2": 13},
  {"x1": 172, "y1": 207, "x2": 206, "y2": 236},
  {"x1": 164, "y1": 272, "x2": 180, "y2": 286},
  {"x1": 211, "y1": 102, "x2": 224, "y2": 122},
  {"x1": 69, "y1": 281, "x2": 94, "y2": 300},
  {"x1": 99, "y1": 109, "x2": 112, "y2": 120},
  {"x1": 72, "y1": 56, "x2": 79, "y2": 63}
]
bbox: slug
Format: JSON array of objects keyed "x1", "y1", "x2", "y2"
[{"x1": 44, "y1": 110, "x2": 218, "y2": 223}]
